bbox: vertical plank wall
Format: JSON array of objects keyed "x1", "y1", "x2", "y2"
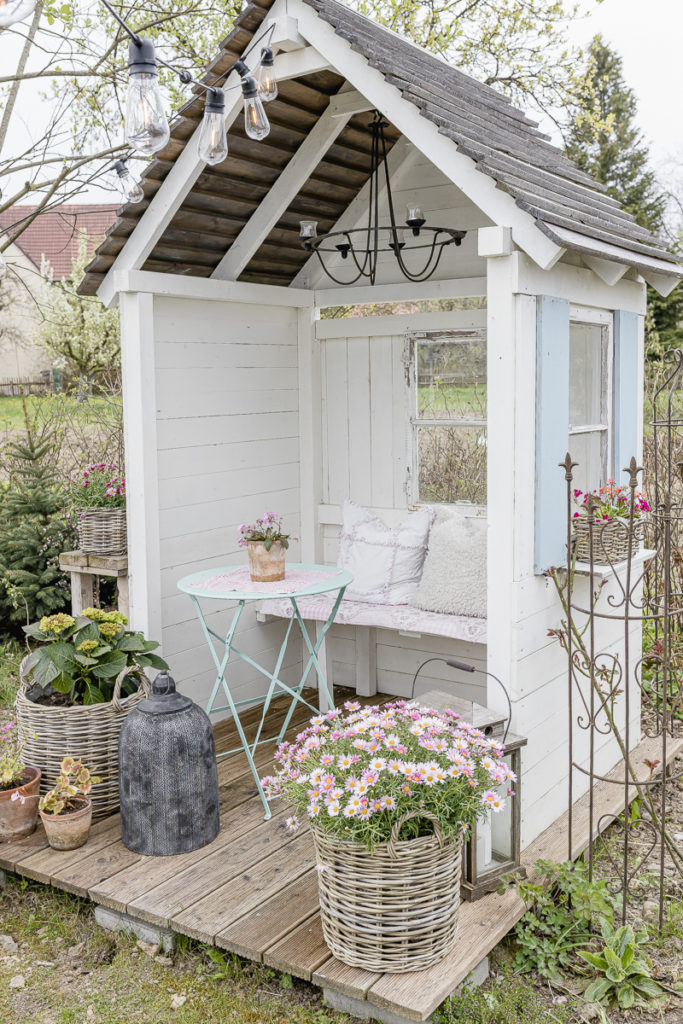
[
  {"x1": 316, "y1": 310, "x2": 488, "y2": 705},
  {"x1": 152, "y1": 295, "x2": 303, "y2": 711}
]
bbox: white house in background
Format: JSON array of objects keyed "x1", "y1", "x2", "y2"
[
  {"x1": 81, "y1": 0, "x2": 681, "y2": 847},
  {"x1": 0, "y1": 205, "x2": 118, "y2": 381}
]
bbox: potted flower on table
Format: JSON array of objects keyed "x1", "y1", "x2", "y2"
[
  {"x1": 262, "y1": 699, "x2": 514, "y2": 973},
  {"x1": 238, "y1": 513, "x2": 294, "y2": 582},
  {"x1": 0, "y1": 720, "x2": 41, "y2": 841}
]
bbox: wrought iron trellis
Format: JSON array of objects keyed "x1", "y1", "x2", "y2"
[{"x1": 559, "y1": 349, "x2": 683, "y2": 929}]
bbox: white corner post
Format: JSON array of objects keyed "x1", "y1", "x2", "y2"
[{"x1": 119, "y1": 291, "x2": 162, "y2": 647}]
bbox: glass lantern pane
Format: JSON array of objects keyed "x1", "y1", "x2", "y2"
[
  {"x1": 480, "y1": 751, "x2": 515, "y2": 878},
  {"x1": 569, "y1": 322, "x2": 604, "y2": 427}
]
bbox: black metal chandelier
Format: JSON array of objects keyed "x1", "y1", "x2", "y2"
[{"x1": 299, "y1": 111, "x2": 466, "y2": 285}]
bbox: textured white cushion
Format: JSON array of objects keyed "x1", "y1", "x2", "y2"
[
  {"x1": 337, "y1": 500, "x2": 434, "y2": 605},
  {"x1": 414, "y1": 510, "x2": 487, "y2": 617}
]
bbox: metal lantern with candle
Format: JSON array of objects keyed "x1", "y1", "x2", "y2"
[{"x1": 412, "y1": 659, "x2": 527, "y2": 901}]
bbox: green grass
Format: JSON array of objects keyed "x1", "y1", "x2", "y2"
[
  {"x1": 0, "y1": 394, "x2": 118, "y2": 433},
  {"x1": 433, "y1": 966, "x2": 572, "y2": 1024},
  {"x1": 0, "y1": 876, "x2": 355, "y2": 1024},
  {"x1": 417, "y1": 383, "x2": 486, "y2": 418},
  {"x1": 0, "y1": 639, "x2": 23, "y2": 710}
]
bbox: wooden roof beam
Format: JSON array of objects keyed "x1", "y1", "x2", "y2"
[{"x1": 212, "y1": 88, "x2": 371, "y2": 281}]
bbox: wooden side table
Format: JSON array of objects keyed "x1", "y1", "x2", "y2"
[{"x1": 59, "y1": 551, "x2": 129, "y2": 620}]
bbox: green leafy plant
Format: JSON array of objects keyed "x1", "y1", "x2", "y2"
[
  {"x1": 578, "y1": 921, "x2": 664, "y2": 1011},
  {"x1": 23, "y1": 609, "x2": 167, "y2": 706},
  {"x1": 511, "y1": 860, "x2": 617, "y2": 979},
  {"x1": 39, "y1": 756, "x2": 101, "y2": 815},
  {"x1": 0, "y1": 719, "x2": 29, "y2": 789}
]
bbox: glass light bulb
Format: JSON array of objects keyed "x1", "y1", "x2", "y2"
[
  {"x1": 125, "y1": 72, "x2": 170, "y2": 155},
  {"x1": 299, "y1": 220, "x2": 318, "y2": 240},
  {"x1": 198, "y1": 110, "x2": 228, "y2": 166},
  {"x1": 256, "y1": 64, "x2": 278, "y2": 103},
  {"x1": 244, "y1": 92, "x2": 270, "y2": 141},
  {"x1": 0, "y1": 0, "x2": 37, "y2": 26},
  {"x1": 118, "y1": 168, "x2": 144, "y2": 204}
]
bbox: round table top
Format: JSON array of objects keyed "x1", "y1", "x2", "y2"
[{"x1": 177, "y1": 562, "x2": 353, "y2": 602}]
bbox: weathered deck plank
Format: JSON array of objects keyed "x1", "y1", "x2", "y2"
[{"x1": 264, "y1": 913, "x2": 330, "y2": 980}]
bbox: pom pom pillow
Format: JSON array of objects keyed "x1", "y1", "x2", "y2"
[
  {"x1": 337, "y1": 500, "x2": 434, "y2": 605},
  {"x1": 414, "y1": 510, "x2": 487, "y2": 618}
]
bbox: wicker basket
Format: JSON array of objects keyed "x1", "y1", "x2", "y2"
[
  {"x1": 312, "y1": 811, "x2": 462, "y2": 973},
  {"x1": 16, "y1": 659, "x2": 149, "y2": 821},
  {"x1": 573, "y1": 516, "x2": 634, "y2": 564},
  {"x1": 77, "y1": 507, "x2": 127, "y2": 556}
]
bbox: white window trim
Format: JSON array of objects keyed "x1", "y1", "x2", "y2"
[
  {"x1": 406, "y1": 328, "x2": 487, "y2": 506},
  {"x1": 568, "y1": 311, "x2": 614, "y2": 487}
]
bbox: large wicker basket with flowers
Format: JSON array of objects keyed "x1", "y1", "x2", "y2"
[
  {"x1": 262, "y1": 699, "x2": 514, "y2": 973},
  {"x1": 72, "y1": 464, "x2": 127, "y2": 555},
  {"x1": 17, "y1": 610, "x2": 167, "y2": 820},
  {"x1": 572, "y1": 482, "x2": 650, "y2": 564}
]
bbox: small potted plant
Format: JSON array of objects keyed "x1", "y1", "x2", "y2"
[
  {"x1": 70, "y1": 463, "x2": 126, "y2": 555},
  {"x1": 238, "y1": 513, "x2": 293, "y2": 582},
  {"x1": 0, "y1": 720, "x2": 41, "y2": 841},
  {"x1": 39, "y1": 757, "x2": 101, "y2": 850},
  {"x1": 261, "y1": 699, "x2": 514, "y2": 972},
  {"x1": 572, "y1": 481, "x2": 650, "y2": 563}
]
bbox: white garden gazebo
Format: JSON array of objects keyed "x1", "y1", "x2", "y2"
[{"x1": 82, "y1": 0, "x2": 681, "y2": 851}]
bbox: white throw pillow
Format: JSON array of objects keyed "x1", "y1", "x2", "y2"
[
  {"x1": 414, "y1": 510, "x2": 487, "y2": 617},
  {"x1": 337, "y1": 501, "x2": 434, "y2": 605}
]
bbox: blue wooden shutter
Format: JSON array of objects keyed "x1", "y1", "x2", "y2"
[
  {"x1": 535, "y1": 295, "x2": 570, "y2": 574},
  {"x1": 613, "y1": 310, "x2": 639, "y2": 483}
]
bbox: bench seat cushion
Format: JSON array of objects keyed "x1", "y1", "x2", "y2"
[{"x1": 260, "y1": 595, "x2": 487, "y2": 644}]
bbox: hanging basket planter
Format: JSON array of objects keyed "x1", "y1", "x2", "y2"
[
  {"x1": 572, "y1": 516, "x2": 635, "y2": 564},
  {"x1": 77, "y1": 507, "x2": 127, "y2": 556},
  {"x1": 312, "y1": 811, "x2": 462, "y2": 973}
]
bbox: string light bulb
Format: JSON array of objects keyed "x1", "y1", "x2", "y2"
[
  {"x1": 113, "y1": 160, "x2": 144, "y2": 204},
  {"x1": 0, "y1": 0, "x2": 37, "y2": 26},
  {"x1": 241, "y1": 77, "x2": 269, "y2": 141},
  {"x1": 125, "y1": 38, "x2": 170, "y2": 155},
  {"x1": 255, "y1": 46, "x2": 278, "y2": 102},
  {"x1": 197, "y1": 88, "x2": 228, "y2": 165}
]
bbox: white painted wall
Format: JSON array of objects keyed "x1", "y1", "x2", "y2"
[{"x1": 150, "y1": 293, "x2": 303, "y2": 711}]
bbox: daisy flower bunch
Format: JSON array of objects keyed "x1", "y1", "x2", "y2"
[{"x1": 261, "y1": 700, "x2": 515, "y2": 850}]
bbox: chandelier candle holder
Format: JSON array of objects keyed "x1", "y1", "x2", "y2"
[{"x1": 299, "y1": 112, "x2": 466, "y2": 285}]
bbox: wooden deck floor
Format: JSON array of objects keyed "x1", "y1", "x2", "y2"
[{"x1": 1, "y1": 692, "x2": 680, "y2": 1023}]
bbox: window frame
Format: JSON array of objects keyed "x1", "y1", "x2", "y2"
[
  {"x1": 405, "y1": 327, "x2": 487, "y2": 507},
  {"x1": 568, "y1": 305, "x2": 614, "y2": 490}
]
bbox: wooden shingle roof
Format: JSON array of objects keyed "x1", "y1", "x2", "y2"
[{"x1": 81, "y1": 0, "x2": 679, "y2": 296}]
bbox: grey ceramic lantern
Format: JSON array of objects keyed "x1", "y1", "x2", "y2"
[{"x1": 119, "y1": 670, "x2": 220, "y2": 856}]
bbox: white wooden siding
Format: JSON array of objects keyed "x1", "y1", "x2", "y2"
[{"x1": 152, "y1": 294, "x2": 302, "y2": 710}]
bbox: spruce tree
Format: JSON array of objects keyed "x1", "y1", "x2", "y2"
[
  {"x1": 566, "y1": 35, "x2": 681, "y2": 353},
  {"x1": 0, "y1": 429, "x2": 76, "y2": 634}
]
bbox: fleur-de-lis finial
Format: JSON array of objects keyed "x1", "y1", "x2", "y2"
[
  {"x1": 560, "y1": 452, "x2": 578, "y2": 481},
  {"x1": 624, "y1": 457, "x2": 643, "y2": 489}
]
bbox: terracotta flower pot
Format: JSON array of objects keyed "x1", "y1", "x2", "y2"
[
  {"x1": 0, "y1": 766, "x2": 41, "y2": 841},
  {"x1": 246, "y1": 540, "x2": 286, "y2": 582},
  {"x1": 40, "y1": 797, "x2": 93, "y2": 851}
]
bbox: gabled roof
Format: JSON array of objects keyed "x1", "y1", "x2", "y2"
[
  {"x1": 81, "y1": 0, "x2": 681, "y2": 297},
  {"x1": 1, "y1": 204, "x2": 119, "y2": 280}
]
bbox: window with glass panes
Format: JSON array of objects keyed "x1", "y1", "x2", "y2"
[
  {"x1": 568, "y1": 315, "x2": 612, "y2": 494},
  {"x1": 409, "y1": 331, "x2": 487, "y2": 505}
]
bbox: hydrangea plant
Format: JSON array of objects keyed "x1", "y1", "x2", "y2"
[
  {"x1": 262, "y1": 700, "x2": 514, "y2": 850},
  {"x1": 22, "y1": 609, "x2": 167, "y2": 706},
  {"x1": 39, "y1": 757, "x2": 101, "y2": 815},
  {"x1": 238, "y1": 513, "x2": 294, "y2": 551}
]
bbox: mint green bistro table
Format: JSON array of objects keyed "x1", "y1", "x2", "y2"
[{"x1": 177, "y1": 563, "x2": 353, "y2": 819}]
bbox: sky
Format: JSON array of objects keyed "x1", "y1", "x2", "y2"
[{"x1": 566, "y1": 0, "x2": 683, "y2": 169}]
